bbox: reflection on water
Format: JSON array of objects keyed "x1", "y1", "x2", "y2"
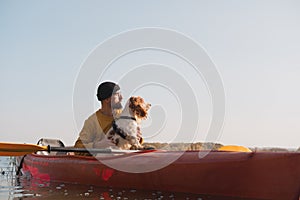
[
  {"x1": 0, "y1": 156, "x2": 259, "y2": 200},
  {"x1": 11, "y1": 181, "x2": 206, "y2": 200}
]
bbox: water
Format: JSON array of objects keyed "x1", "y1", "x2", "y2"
[
  {"x1": 0, "y1": 156, "x2": 258, "y2": 200},
  {"x1": 0, "y1": 157, "x2": 15, "y2": 200}
]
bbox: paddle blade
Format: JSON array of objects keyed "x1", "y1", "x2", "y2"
[
  {"x1": 218, "y1": 145, "x2": 252, "y2": 152},
  {"x1": 0, "y1": 142, "x2": 48, "y2": 156}
]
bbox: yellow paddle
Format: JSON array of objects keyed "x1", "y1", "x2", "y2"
[
  {"x1": 218, "y1": 145, "x2": 252, "y2": 152},
  {"x1": 0, "y1": 142, "x2": 252, "y2": 156},
  {"x1": 0, "y1": 142, "x2": 48, "y2": 156}
]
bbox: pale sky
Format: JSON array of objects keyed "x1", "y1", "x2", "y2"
[{"x1": 1, "y1": 1, "x2": 300, "y2": 148}]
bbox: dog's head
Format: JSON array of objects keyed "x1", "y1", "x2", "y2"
[{"x1": 128, "y1": 96, "x2": 151, "y2": 120}]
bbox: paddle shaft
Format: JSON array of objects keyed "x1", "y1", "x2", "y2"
[{"x1": 49, "y1": 146, "x2": 140, "y2": 154}]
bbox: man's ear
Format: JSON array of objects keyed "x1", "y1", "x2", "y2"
[{"x1": 103, "y1": 97, "x2": 111, "y2": 104}]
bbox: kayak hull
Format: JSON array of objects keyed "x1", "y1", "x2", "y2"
[{"x1": 18, "y1": 150, "x2": 300, "y2": 200}]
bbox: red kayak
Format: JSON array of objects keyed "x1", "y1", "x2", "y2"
[{"x1": 17, "y1": 150, "x2": 300, "y2": 200}]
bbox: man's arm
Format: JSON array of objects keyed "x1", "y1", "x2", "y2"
[{"x1": 74, "y1": 116, "x2": 97, "y2": 148}]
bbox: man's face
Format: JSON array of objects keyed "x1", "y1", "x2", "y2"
[{"x1": 110, "y1": 91, "x2": 123, "y2": 109}]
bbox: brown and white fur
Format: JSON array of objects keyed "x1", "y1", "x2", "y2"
[{"x1": 107, "y1": 96, "x2": 151, "y2": 150}]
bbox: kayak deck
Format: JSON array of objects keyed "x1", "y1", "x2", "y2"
[{"x1": 18, "y1": 150, "x2": 300, "y2": 200}]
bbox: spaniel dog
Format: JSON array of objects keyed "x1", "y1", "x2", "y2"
[{"x1": 107, "y1": 96, "x2": 151, "y2": 150}]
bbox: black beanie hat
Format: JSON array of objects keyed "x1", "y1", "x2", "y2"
[{"x1": 96, "y1": 82, "x2": 120, "y2": 101}]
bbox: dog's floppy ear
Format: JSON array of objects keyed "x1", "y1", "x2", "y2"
[{"x1": 129, "y1": 96, "x2": 149, "y2": 119}]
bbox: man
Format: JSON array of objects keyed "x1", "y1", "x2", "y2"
[{"x1": 74, "y1": 81, "x2": 123, "y2": 149}]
